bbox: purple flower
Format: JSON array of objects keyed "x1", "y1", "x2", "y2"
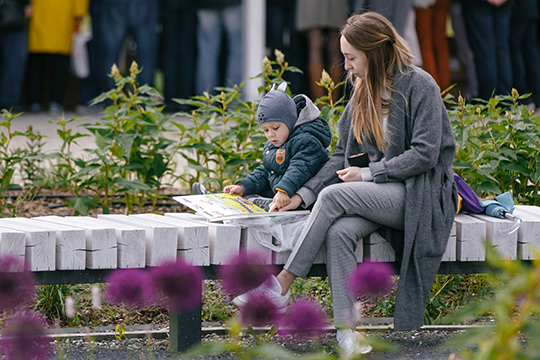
[
  {"x1": 105, "y1": 269, "x2": 154, "y2": 308},
  {"x1": 0, "y1": 254, "x2": 37, "y2": 312},
  {"x1": 346, "y1": 261, "x2": 394, "y2": 299},
  {"x1": 150, "y1": 260, "x2": 203, "y2": 312},
  {"x1": 218, "y1": 250, "x2": 276, "y2": 295},
  {"x1": 240, "y1": 293, "x2": 282, "y2": 327},
  {"x1": 278, "y1": 298, "x2": 328, "y2": 338},
  {"x1": 0, "y1": 312, "x2": 51, "y2": 360}
]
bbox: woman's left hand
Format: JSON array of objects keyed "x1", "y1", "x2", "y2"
[{"x1": 336, "y1": 167, "x2": 363, "y2": 182}]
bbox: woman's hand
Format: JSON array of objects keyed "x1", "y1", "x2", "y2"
[
  {"x1": 271, "y1": 194, "x2": 303, "y2": 212},
  {"x1": 336, "y1": 167, "x2": 363, "y2": 182},
  {"x1": 223, "y1": 184, "x2": 245, "y2": 196}
]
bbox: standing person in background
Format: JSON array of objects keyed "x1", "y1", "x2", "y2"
[
  {"x1": 27, "y1": 0, "x2": 88, "y2": 113},
  {"x1": 266, "y1": 0, "x2": 304, "y2": 96},
  {"x1": 450, "y1": 0, "x2": 478, "y2": 102},
  {"x1": 510, "y1": 0, "x2": 540, "y2": 110},
  {"x1": 76, "y1": 0, "x2": 106, "y2": 114},
  {"x1": 233, "y1": 12, "x2": 457, "y2": 357},
  {"x1": 413, "y1": 0, "x2": 452, "y2": 90},
  {"x1": 0, "y1": 0, "x2": 31, "y2": 112},
  {"x1": 100, "y1": 0, "x2": 159, "y2": 90},
  {"x1": 461, "y1": 0, "x2": 512, "y2": 101},
  {"x1": 348, "y1": 0, "x2": 413, "y2": 36},
  {"x1": 296, "y1": 0, "x2": 347, "y2": 102},
  {"x1": 159, "y1": 0, "x2": 197, "y2": 112},
  {"x1": 195, "y1": 0, "x2": 242, "y2": 95}
]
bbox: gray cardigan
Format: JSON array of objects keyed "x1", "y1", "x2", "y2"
[{"x1": 297, "y1": 66, "x2": 458, "y2": 331}]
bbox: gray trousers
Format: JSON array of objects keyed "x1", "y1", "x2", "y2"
[{"x1": 284, "y1": 181, "x2": 406, "y2": 328}]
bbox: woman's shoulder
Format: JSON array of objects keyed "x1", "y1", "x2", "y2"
[{"x1": 393, "y1": 66, "x2": 440, "y2": 94}]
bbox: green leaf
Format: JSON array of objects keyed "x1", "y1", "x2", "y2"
[
  {"x1": 113, "y1": 177, "x2": 153, "y2": 191},
  {"x1": 68, "y1": 196, "x2": 99, "y2": 216}
]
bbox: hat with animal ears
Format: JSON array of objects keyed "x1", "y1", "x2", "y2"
[{"x1": 256, "y1": 82, "x2": 297, "y2": 132}]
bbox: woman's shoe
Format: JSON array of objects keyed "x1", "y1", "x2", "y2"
[
  {"x1": 232, "y1": 275, "x2": 290, "y2": 312},
  {"x1": 337, "y1": 329, "x2": 373, "y2": 358}
]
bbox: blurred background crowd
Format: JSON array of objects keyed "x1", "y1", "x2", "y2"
[{"x1": 0, "y1": 0, "x2": 538, "y2": 116}]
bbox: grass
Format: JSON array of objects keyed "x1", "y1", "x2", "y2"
[{"x1": 19, "y1": 274, "x2": 497, "y2": 330}]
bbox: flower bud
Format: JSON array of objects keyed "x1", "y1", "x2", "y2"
[
  {"x1": 321, "y1": 69, "x2": 334, "y2": 88},
  {"x1": 262, "y1": 56, "x2": 272, "y2": 74},
  {"x1": 66, "y1": 296, "x2": 75, "y2": 318},
  {"x1": 111, "y1": 64, "x2": 122, "y2": 82},
  {"x1": 274, "y1": 49, "x2": 285, "y2": 65},
  {"x1": 512, "y1": 88, "x2": 519, "y2": 99},
  {"x1": 130, "y1": 61, "x2": 139, "y2": 78},
  {"x1": 92, "y1": 285, "x2": 101, "y2": 310}
]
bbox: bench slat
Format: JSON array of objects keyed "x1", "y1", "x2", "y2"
[{"x1": 131, "y1": 214, "x2": 210, "y2": 266}]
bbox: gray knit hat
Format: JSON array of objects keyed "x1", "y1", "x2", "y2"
[{"x1": 256, "y1": 83, "x2": 297, "y2": 132}]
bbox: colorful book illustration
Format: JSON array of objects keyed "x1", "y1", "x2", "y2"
[{"x1": 173, "y1": 193, "x2": 309, "y2": 222}]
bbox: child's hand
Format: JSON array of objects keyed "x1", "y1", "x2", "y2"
[
  {"x1": 223, "y1": 184, "x2": 245, "y2": 196},
  {"x1": 271, "y1": 191, "x2": 291, "y2": 211}
]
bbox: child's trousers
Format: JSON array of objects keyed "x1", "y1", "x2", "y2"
[{"x1": 284, "y1": 181, "x2": 406, "y2": 328}]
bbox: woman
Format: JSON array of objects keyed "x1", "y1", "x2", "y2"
[{"x1": 234, "y1": 12, "x2": 457, "y2": 357}]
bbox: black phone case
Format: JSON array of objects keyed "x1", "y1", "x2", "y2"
[{"x1": 347, "y1": 153, "x2": 370, "y2": 167}]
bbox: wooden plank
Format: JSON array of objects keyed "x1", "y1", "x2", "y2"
[
  {"x1": 32, "y1": 216, "x2": 117, "y2": 269},
  {"x1": 131, "y1": 213, "x2": 210, "y2": 266},
  {"x1": 0, "y1": 226, "x2": 27, "y2": 267},
  {"x1": 442, "y1": 221, "x2": 457, "y2": 262},
  {"x1": 98, "y1": 215, "x2": 177, "y2": 267},
  {"x1": 471, "y1": 213, "x2": 517, "y2": 260},
  {"x1": 513, "y1": 207, "x2": 540, "y2": 260},
  {"x1": 10, "y1": 217, "x2": 87, "y2": 270},
  {"x1": 454, "y1": 214, "x2": 486, "y2": 261},
  {"x1": 75, "y1": 217, "x2": 146, "y2": 269},
  {"x1": 165, "y1": 213, "x2": 241, "y2": 265},
  {"x1": 0, "y1": 219, "x2": 55, "y2": 271}
]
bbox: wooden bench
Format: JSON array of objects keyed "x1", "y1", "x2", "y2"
[{"x1": 1, "y1": 205, "x2": 540, "y2": 352}]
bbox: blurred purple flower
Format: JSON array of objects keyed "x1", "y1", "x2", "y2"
[
  {"x1": 346, "y1": 261, "x2": 394, "y2": 299},
  {"x1": 105, "y1": 268, "x2": 154, "y2": 308},
  {"x1": 278, "y1": 298, "x2": 328, "y2": 338},
  {"x1": 0, "y1": 254, "x2": 37, "y2": 312},
  {"x1": 240, "y1": 293, "x2": 282, "y2": 327},
  {"x1": 0, "y1": 312, "x2": 51, "y2": 360},
  {"x1": 218, "y1": 250, "x2": 276, "y2": 295},
  {"x1": 150, "y1": 260, "x2": 203, "y2": 312}
]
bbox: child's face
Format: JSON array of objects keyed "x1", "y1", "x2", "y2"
[{"x1": 261, "y1": 121, "x2": 290, "y2": 147}]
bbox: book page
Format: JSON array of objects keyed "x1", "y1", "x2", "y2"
[{"x1": 173, "y1": 193, "x2": 309, "y2": 222}]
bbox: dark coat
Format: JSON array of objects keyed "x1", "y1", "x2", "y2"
[
  {"x1": 236, "y1": 94, "x2": 332, "y2": 198},
  {"x1": 298, "y1": 66, "x2": 458, "y2": 331}
]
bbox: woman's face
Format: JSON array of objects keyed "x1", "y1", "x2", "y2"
[{"x1": 340, "y1": 36, "x2": 367, "y2": 80}]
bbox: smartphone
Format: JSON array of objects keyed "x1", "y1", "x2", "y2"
[{"x1": 347, "y1": 153, "x2": 370, "y2": 167}]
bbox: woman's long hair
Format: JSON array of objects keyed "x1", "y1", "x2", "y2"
[{"x1": 340, "y1": 12, "x2": 413, "y2": 150}]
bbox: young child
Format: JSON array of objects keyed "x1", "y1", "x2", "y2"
[{"x1": 193, "y1": 82, "x2": 332, "y2": 211}]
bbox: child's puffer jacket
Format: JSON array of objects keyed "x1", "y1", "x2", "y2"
[{"x1": 236, "y1": 94, "x2": 332, "y2": 197}]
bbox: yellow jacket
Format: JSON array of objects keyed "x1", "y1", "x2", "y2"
[{"x1": 28, "y1": 0, "x2": 89, "y2": 55}]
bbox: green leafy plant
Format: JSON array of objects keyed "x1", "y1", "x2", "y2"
[
  {"x1": 447, "y1": 90, "x2": 540, "y2": 204},
  {"x1": 34, "y1": 284, "x2": 73, "y2": 326},
  {"x1": 447, "y1": 246, "x2": 540, "y2": 359},
  {"x1": 44, "y1": 62, "x2": 183, "y2": 215},
  {"x1": 0, "y1": 110, "x2": 44, "y2": 216}
]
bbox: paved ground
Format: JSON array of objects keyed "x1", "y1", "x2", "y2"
[{"x1": 44, "y1": 324, "x2": 475, "y2": 360}]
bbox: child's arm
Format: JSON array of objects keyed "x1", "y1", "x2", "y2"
[
  {"x1": 271, "y1": 190, "x2": 291, "y2": 211},
  {"x1": 223, "y1": 184, "x2": 245, "y2": 196}
]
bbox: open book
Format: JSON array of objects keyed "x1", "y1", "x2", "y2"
[{"x1": 173, "y1": 193, "x2": 309, "y2": 222}]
